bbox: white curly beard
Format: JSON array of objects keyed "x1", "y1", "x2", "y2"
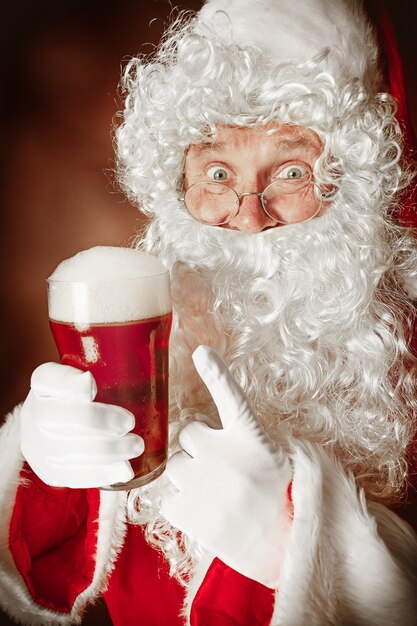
[
  {"x1": 126, "y1": 192, "x2": 416, "y2": 585},
  {"x1": 138, "y1": 192, "x2": 414, "y2": 494}
]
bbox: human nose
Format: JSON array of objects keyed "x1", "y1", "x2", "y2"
[{"x1": 226, "y1": 191, "x2": 277, "y2": 233}]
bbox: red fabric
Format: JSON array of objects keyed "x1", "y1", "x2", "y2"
[
  {"x1": 9, "y1": 463, "x2": 100, "y2": 613},
  {"x1": 103, "y1": 523, "x2": 185, "y2": 626},
  {"x1": 191, "y1": 558, "x2": 275, "y2": 626},
  {"x1": 9, "y1": 464, "x2": 276, "y2": 625},
  {"x1": 104, "y1": 525, "x2": 276, "y2": 626},
  {"x1": 287, "y1": 481, "x2": 294, "y2": 519}
]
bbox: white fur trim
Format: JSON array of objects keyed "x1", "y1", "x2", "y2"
[
  {"x1": 0, "y1": 406, "x2": 127, "y2": 625},
  {"x1": 272, "y1": 442, "x2": 417, "y2": 625},
  {"x1": 197, "y1": 0, "x2": 379, "y2": 91},
  {"x1": 180, "y1": 440, "x2": 417, "y2": 625}
]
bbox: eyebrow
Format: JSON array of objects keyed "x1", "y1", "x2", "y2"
[
  {"x1": 277, "y1": 136, "x2": 315, "y2": 150},
  {"x1": 196, "y1": 141, "x2": 228, "y2": 153},
  {"x1": 195, "y1": 134, "x2": 317, "y2": 155}
]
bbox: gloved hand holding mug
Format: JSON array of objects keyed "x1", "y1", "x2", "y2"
[{"x1": 20, "y1": 362, "x2": 144, "y2": 489}]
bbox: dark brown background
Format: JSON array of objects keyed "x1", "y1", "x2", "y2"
[{"x1": 0, "y1": 1, "x2": 416, "y2": 625}]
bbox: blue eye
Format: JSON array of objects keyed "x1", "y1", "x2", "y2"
[
  {"x1": 207, "y1": 166, "x2": 229, "y2": 181},
  {"x1": 277, "y1": 164, "x2": 310, "y2": 180}
]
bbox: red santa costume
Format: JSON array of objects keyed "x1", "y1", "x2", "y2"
[{"x1": 1, "y1": 1, "x2": 417, "y2": 625}]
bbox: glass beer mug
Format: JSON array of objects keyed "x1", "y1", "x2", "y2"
[{"x1": 47, "y1": 246, "x2": 172, "y2": 490}]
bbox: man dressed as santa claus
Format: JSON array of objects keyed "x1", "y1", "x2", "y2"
[{"x1": 1, "y1": 1, "x2": 417, "y2": 625}]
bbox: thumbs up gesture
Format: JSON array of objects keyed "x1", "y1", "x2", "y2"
[{"x1": 161, "y1": 346, "x2": 293, "y2": 589}]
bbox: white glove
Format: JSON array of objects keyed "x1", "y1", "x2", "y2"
[
  {"x1": 161, "y1": 346, "x2": 293, "y2": 589},
  {"x1": 20, "y1": 363, "x2": 144, "y2": 488}
]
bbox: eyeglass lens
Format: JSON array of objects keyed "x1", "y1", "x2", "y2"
[{"x1": 184, "y1": 180, "x2": 321, "y2": 225}]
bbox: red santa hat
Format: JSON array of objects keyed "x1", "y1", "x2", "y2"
[{"x1": 196, "y1": 0, "x2": 380, "y2": 92}]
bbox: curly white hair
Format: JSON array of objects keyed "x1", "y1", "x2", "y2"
[{"x1": 116, "y1": 8, "x2": 417, "y2": 583}]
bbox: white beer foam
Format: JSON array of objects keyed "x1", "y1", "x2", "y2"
[{"x1": 48, "y1": 246, "x2": 171, "y2": 326}]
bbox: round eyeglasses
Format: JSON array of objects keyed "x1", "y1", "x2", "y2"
[{"x1": 181, "y1": 178, "x2": 323, "y2": 226}]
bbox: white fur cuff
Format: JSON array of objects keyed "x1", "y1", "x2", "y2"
[{"x1": 0, "y1": 406, "x2": 127, "y2": 626}]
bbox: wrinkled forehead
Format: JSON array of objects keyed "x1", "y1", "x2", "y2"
[{"x1": 186, "y1": 122, "x2": 323, "y2": 158}]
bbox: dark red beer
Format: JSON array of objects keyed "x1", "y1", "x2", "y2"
[{"x1": 50, "y1": 312, "x2": 172, "y2": 486}]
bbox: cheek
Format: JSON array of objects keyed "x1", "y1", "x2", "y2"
[{"x1": 269, "y1": 186, "x2": 321, "y2": 224}]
